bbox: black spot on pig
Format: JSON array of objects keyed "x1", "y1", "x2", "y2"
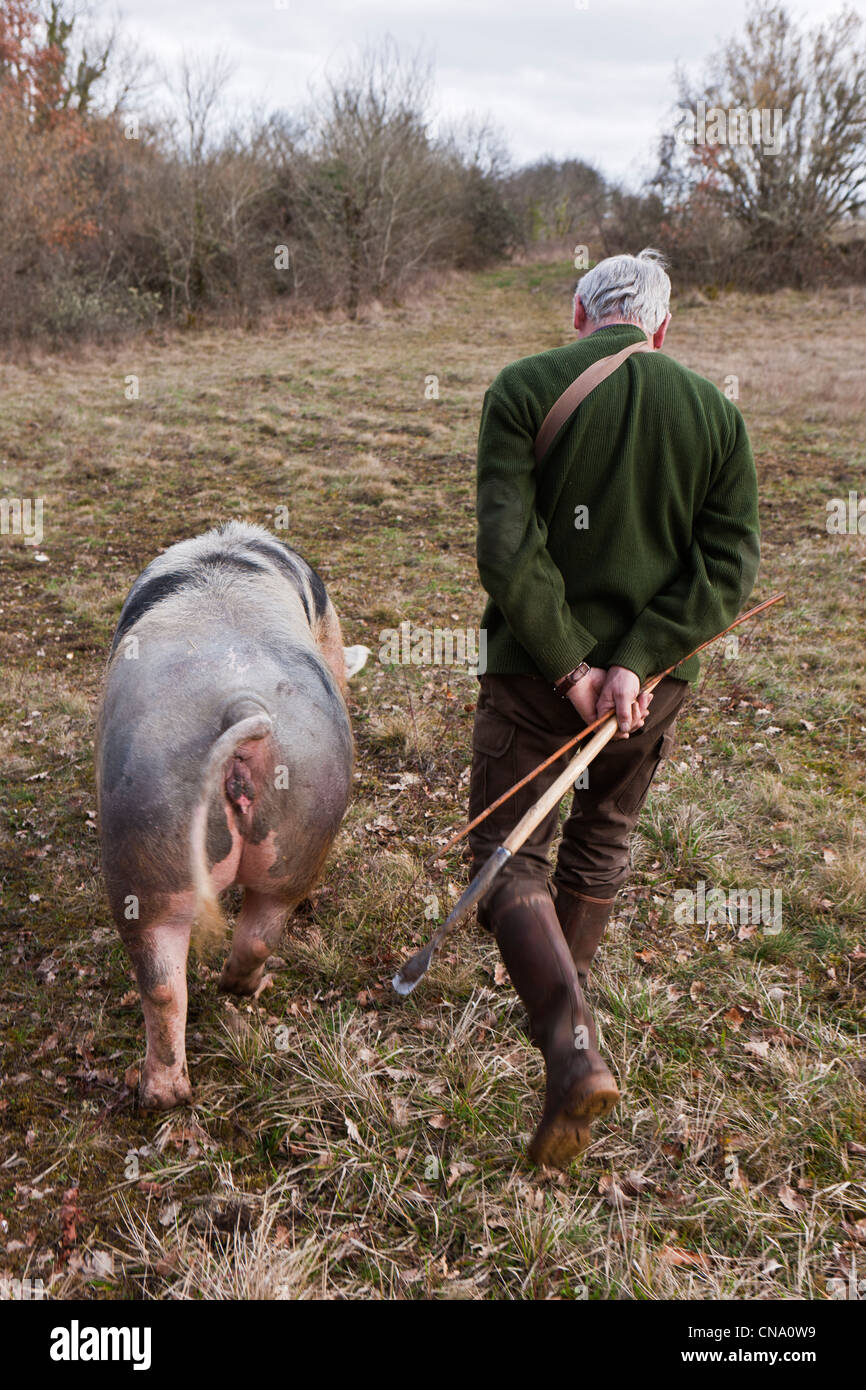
[
  {"x1": 294, "y1": 647, "x2": 343, "y2": 706},
  {"x1": 206, "y1": 795, "x2": 233, "y2": 868},
  {"x1": 119, "y1": 932, "x2": 176, "y2": 997},
  {"x1": 110, "y1": 554, "x2": 268, "y2": 656},
  {"x1": 245, "y1": 537, "x2": 329, "y2": 624},
  {"x1": 246, "y1": 778, "x2": 283, "y2": 852},
  {"x1": 266, "y1": 641, "x2": 343, "y2": 716},
  {"x1": 243, "y1": 538, "x2": 312, "y2": 623},
  {"x1": 197, "y1": 551, "x2": 267, "y2": 576},
  {"x1": 111, "y1": 571, "x2": 192, "y2": 654},
  {"x1": 305, "y1": 563, "x2": 328, "y2": 623}
]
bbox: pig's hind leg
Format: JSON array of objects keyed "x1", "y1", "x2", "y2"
[
  {"x1": 218, "y1": 889, "x2": 289, "y2": 997},
  {"x1": 122, "y1": 915, "x2": 193, "y2": 1110}
]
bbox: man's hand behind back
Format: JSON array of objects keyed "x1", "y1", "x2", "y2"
[
  {"x1": 565, "y1": 666, "x2": 607, "y2": 724},
  {"x1": 567, "y1": 665, "x2": 653, "y2": 738},
  {"x1": 597, "y1": 665, "x2": 653, "y2": 737}
]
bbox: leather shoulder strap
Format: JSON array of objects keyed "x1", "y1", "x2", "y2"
[{"x1": 533, "y1": 340, "x2": 652, "y2": 467}]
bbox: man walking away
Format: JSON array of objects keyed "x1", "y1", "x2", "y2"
[{"x1": 470, "y1": 248, "x2": 760, "y2": 1168}]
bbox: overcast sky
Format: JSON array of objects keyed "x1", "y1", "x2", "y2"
[{"x1": 111, "y1": 0, "x2": 863, "y2": 186}]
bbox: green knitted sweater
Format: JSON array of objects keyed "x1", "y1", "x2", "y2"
[{"x1": 476, "y1": 324, "x2": 761, "y2": 684}]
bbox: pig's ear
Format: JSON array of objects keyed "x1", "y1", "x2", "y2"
[{"x1": 343, "y1": 645, "x2": 371, "y2": 679}]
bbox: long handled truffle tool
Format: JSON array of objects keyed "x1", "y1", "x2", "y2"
[{"x1": 392, "y1": 594, "x2": 785, "y2": 997}]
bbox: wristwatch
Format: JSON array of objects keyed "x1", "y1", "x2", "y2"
[{"x1": 553, "y1": 661, "x2": 590, "y2": 698}]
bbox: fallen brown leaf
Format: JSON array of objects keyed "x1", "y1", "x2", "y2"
[
  {"x1": 778, "y1": 1182, "x2": 807, "y2": 1214},
  {"x1": 658, "y1": 1243, "x2": 710, "y2": 1270},
  {"x1": 59, "y1": 1186, "x2": 81, "y2": 1247},
  {"x1": 599, "y1": 1173, "x2": 632, "y2": 1206}
]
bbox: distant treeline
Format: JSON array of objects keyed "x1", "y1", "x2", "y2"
[{"x1": 2, "y1": 1, "x2": 865, "y2": 344}]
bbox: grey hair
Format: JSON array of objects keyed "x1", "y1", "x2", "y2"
[{"x1": 576, "y1": 248, "x2": 671, "y2": 334}]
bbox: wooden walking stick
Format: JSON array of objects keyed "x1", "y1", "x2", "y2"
[{"x1": 392, "y1": 594, "x2": 785, "y2": 997}]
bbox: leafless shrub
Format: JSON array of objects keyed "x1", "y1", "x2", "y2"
[{"x1": 652, "y1": 0, "x2": 866, "y2": 287}]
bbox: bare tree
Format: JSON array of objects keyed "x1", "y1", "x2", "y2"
[
  {"x1": 140, "y1": 52, "x2": 242, "y2": 315},
  {"x1": 655, "y1": 2, "x2": 866, "y2": 277},
  {"x1": 289, "y1": 39, "x2": 457, "y2": 316},
  {"x1": 36, "y1": 1, "x2": 151, "y2": 115}
]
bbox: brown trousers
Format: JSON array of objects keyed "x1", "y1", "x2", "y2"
[{"x1": 468, "y1": 674, "x2": 689, "y2": 926}]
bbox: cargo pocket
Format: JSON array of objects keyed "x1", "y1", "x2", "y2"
[
  {"x1": 614, "y1": 725, "x2": 676, "y2": 817},
  {"x1": 472, "y1": 707, "x2": 515, "y2": 759},
  {"x1": 469, "y1": 707, "x2": 517, "y2": 830}
]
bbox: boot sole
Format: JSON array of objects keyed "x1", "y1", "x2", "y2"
[{"x1": 527, "y1": 1078, "x2": 620, "y2": 1169}]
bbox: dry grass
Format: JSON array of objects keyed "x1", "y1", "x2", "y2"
[{"x1": 0, "y1": 262, "x2": 864, "y2": 1300}]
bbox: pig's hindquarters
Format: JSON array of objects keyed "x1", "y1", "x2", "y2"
[
  {"x1": 194, "y1": 694, "x2": 351, "y2": 997},
  {"x1": 118, "y1": 690, "x2": 349, "y2": 1110}
]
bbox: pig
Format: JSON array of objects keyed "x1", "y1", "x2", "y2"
[{"x1": 96, "y1": 521, "x2": 358, "y2": 1109}]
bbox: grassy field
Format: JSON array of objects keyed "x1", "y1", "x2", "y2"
[{"x1": 1, "y1": 262, "x2": 864, "y2": 1300}]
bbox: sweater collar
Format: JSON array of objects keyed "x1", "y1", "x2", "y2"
[{"x1": 585, "y1": 323, "x2": 650, "y2": 345}]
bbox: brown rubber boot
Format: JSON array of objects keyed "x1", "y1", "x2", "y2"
[
  {"x1": 492, "y1": 884, "x2": 620, "y2": 1169},
  {"x1": 554, "y1": 886, "x2": 616, "y2": 989}
]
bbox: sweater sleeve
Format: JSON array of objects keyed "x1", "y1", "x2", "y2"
[
  {"x1": 475, "y1": 383, "x2": 598, "y2": 683},
  {"x1": 608, "y1": 407, "x2": 761, "y2": 682}
]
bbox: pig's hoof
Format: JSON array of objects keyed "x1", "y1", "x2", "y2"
[
  {"x1": 217, "y1": 964, "x2": 265, "y2": 997},
  {"x1": 139, "y1": 1070, "x2": 193, "y2": 1111}
]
